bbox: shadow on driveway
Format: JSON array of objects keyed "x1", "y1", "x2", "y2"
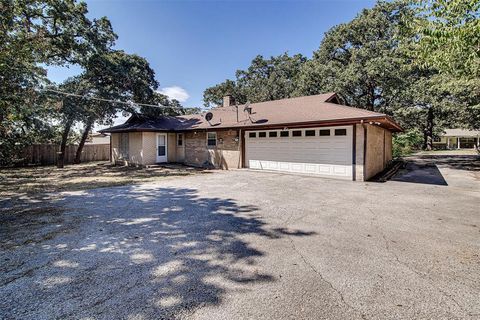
[
  {"x1": 392, "y1": 154, "x2": 479, "y2": 186},
  {"x1": 0, "y1": 185, "x2": 315, "y2": 319}
]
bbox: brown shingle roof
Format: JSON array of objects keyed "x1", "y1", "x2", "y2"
[{"x1": 101, "y1": 93, "x2": 402, "y2": 133}]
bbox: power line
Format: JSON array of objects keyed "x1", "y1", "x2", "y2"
[{"x1": 41, "y1": 87, "x2": 201, "y2": 110}]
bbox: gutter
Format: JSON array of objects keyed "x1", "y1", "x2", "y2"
[{"x1": 100, "y1": 115, "x2": 402, "y2": 134}]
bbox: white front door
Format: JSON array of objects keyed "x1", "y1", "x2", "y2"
[{"x1": 156, "y1": 133, "x2": 168, "y2": 163}]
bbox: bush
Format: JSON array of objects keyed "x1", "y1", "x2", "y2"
[{"x1": 392, "y1": 129, "x2": 423, "y2": 158}]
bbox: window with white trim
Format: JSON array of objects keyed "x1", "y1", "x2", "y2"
[{"x1": 207, "y1": 132, "x2": 217, "y2": 147}]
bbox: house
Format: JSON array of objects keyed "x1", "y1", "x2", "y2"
[
  {"x1": 433, "y1": 129, "x2": 480, "y2": 149},
  {"x1": 86, "y1": 132, "x2": 110, "y2": 145},
  {"x1": 100, "y1": 93, "x2": 402, "y2": 181}
]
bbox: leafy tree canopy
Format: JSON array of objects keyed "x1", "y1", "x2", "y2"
[
  {"x1": 296, "y1": 1, "x2": 413, "y2": 112},
  {"x1": 203, "y1": 53, "x2": 306, "y2": 107},
  {"x1": 405, "y1": 0, "x2": 480, "y2": 78},
  {"x1": 0, "y1": 0, "x2": 116, "y2": 165}
]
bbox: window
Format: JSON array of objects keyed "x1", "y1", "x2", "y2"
[
  {"x1": 119, "y1": 133, "x2": 129, "y2": 159},
  {"x1": 319, "y1": 129, "x2": 330, "y2": 136},
  {"x1": 249, "y1": 132, "x2": 256, "y2": 138},
  {"x1": 269, "y1": 131, "x2": 278, "y2": 137},
  {"x1": 259, "y1": 132, "x2": 267, "y2": 138},
  {"x1": 292, "y1": 130, "x2": 302, "y2": 137},
  {"x1": 305, "y1": 130, "x2": 316, "y2": 137},
  {"x1": 433, "y1": 137, "x2": 441, "y2": 142},
  {"x1": 207, "y1": 132, "x2": 217, "y2": 146},
  {"x1": 280, "y1": 131, "x2": 289, "y2": 137},
  {"x1": 177, "y1": 133, "x2": 183, "y2": 146},
  {"x1": 335, "y1": 129, "x2": 347, "y2": 136}
]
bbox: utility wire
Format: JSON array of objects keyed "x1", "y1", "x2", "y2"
[{"x1": 41, "y1": 87, "x2": 201, "y2": 110}]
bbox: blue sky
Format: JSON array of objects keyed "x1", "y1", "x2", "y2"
[{"x1": 48, "y1": 0, "x2": 376, "y2": 109}]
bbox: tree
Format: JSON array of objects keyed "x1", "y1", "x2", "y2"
[
  {"x1": 297, "y1": 1, "x2": 413, "y2": 113},
  {"x1": 393, "y1": 72, "x2": 456, "y2": 150},
  {"x1": 203, "y1": 53, "x2": 306, "y2": 107},
  {"x1": 402, "y1": 0, "x2": 480, "y2": 131},
  {"x1": 71, "y1": 50, "x2": 161, "y2": 164},
  {"x1": 406, "y1": 0, "x2": 480, "y2": 78},
  {"x1": 203, "y1": 80, "x2": 241, "y2": 108},
  {"x1": 0, "y1": 0, "x2": 116, "y2": 165}
]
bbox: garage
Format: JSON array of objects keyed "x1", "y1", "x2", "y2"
[{"x1": 245, "y1": 126, "x2": 353, "y2": 179}]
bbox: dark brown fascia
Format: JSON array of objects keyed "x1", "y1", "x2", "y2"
[
  {"x1": 224, "y1": 116, "x2": 402, "y2": 133},
  {"x1": 102, "y1": 116, "x2": 402, "y2": 134}
]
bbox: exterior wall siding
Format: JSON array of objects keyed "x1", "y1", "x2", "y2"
[
  {"x1": 142, "y1": 132, "x2": 157, "y2": 165},
  {"x1": 184, "y1": 130, "x2": 240, "y2": 169},
  {"x1": 365, "y1": 124, "x2": 391, "y2": 180},
  {"x1": 167, "y1": 133, "x2": 176, "y2": 162},
  {"x1": 128, "y1": 132, "x2": 144, "y2": 165},
  {"x1": 355, "y1": 124, "x2": 365, "y2": 181},
  {"x1": 110, "y1": 126, "x2": 393, "y2": 179},
  {"x1": 384, "y1": 130, "x2": 392, "y2": 164},
  {"x1": 111, "y1": 133, "x2": 120, "y2": 163}
]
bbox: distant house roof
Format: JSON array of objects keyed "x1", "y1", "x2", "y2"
[
  {"x1": 100, "y1": 93, "x2": 402, "y2": 133},
  {"x1": 441, "y1": 129, "x2": 480, "y2": 137}
]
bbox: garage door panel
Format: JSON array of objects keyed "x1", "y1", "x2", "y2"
[{"x1": 245, "y1": 126, "x2": 353, "y2": 179}]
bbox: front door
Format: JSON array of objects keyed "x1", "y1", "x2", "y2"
[{"x1": 156, "y1": 133, "x2": 168, "y2": 163}]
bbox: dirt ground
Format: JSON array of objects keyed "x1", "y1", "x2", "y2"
[{"x1": 0, "y1": 162, "x2": 207, "y2": 198}]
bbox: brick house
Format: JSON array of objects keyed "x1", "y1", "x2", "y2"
[{"x1": 100, "y1": 93, "x2": 402, "y2": 181}]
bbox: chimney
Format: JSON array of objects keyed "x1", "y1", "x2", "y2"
[{"x1": 223, "y1": 95, "x2": 235, "y2": 107}]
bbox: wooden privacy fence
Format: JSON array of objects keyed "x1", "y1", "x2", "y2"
[{"x1": 17, "y1": 144, "x2": 110, "y2": 166}]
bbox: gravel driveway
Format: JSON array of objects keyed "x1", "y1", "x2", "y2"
[{"x1": 1, "y1": 155, "x2": 479, "y2": 319}]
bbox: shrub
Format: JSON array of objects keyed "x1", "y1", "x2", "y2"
[{"x1": 392, "y1": 129, "x2": 423, "y2": 158}]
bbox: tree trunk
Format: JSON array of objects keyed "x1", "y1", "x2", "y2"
[
  {"x1": 425, "y1": 107, "x2": 434, "y2": 151},
  {"x1": 74, "y1": 119, "x2": 94, "y2": 164},
  {"x1": 57, "y1": 118, "x2": 74, "y2": 168}
]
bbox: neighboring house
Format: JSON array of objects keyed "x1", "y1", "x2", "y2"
[
  {"x1": 100, "y1": 93, "x2": 402, "y2": 181},
  {"x1": 86, "y1": 132, "x2": 110, "y2": 145},
  {"x1": 433, "y1": 129, "x2": 480, "y2": 149}
]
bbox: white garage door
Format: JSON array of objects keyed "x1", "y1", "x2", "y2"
[{"x1": 245, "y1": 126, "x2": 353, "y2": 179}]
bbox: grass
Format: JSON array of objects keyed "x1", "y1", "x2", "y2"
[{"x1": 0, "y1": 161, "x2": 207, "y2": 197}]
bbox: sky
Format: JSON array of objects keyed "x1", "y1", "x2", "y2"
[{"x1": 47, "y1": 0, "x2": 376, "y2": 127}]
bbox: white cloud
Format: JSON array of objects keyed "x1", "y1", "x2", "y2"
[{"x1": 157, "y1": 86, "x2": 190, "y2": 103}]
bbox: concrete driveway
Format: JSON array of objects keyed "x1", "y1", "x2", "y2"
[{"x1": 1, "y1": 155, "x2": 479, "y2": 319}]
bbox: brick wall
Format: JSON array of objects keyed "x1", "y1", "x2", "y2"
[{"x1": 184, "y1": 130, "x2": 240, "y2": 169}]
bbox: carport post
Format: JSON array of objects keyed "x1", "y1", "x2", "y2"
[{"x1": 457, "y1": 137, "x2": 461, "y2": 149}]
